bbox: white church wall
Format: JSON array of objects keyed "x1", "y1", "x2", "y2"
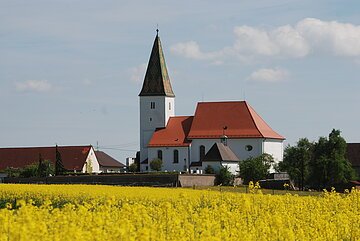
[
  {"x1": 81, "y1": 147, "x2": 100, "y2": 173},
  {"x1": 202, "y1": 161, "x2": 239, "y2": 175},
  {"x1": 222, "y1": 162, "x2": 239, "y2": 175},
  {"x1": 190, "y1": 138, "x2": 264, "y2": 164},
  {"x1": 148, "y1": 146, "x2": 189, "y2": 172},
  {"x1": 263, "y1": 139, "x2": 284, "y2": 168},
  {"x1": 139, "y1": 96, "x2": 175, "y2": 163}
]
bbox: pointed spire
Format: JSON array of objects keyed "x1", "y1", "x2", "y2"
[{"x1": 139, "y1": 31, "x2": 175, "y2": 97}]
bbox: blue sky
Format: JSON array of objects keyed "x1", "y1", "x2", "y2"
[{"x1": 1, "y1": 0, "x2": 360, "y2": 163}]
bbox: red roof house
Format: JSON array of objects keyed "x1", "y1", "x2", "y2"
[{"x1": 0, "y1": 146, "x2": 125, "y2": 173}]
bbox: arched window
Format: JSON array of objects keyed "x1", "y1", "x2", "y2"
[
  {"x1": 173, "y1": 150, "x2": 179, "y2": 163},
  {"x1": 199, "y1": 145, "x2": 205, "y2": 160},
  {"x1": 157, "y1": 150, "x2": 163, "y2": 160}
]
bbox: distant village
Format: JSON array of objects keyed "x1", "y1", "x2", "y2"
[{"x1": 1, "y1": 32, "x2": 359, "y2": 190}]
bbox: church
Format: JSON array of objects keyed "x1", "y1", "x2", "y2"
[{"x1": 139, "y1": 32, "x2": 285, "y2": 174}]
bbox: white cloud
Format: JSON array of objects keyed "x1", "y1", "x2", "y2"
[
  {"x1": 171, "y1": 18, "x2": 360, "y2": 62},
  {"x1": 170, "y1": 41, "x2": 221, "y2": 61},
  {"x1": 15, "y1": 80, "x2": 52, "y2": 92},
  {"x1": 296, "y1": 18, "x2": 360, "y2": 56},
  {"x1": 130, "y1": 63, "x2": 147, "y2": 83},
  {"x1": 248, "y1": 68, "x2": 289, "y2": 83}
]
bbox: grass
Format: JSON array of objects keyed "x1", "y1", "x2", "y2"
[{"x1": 188, "y1": 185, "x2": 323, "y2": 196}]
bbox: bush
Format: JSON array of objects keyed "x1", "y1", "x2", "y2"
[
  {"x1": 215, "y1": 166, "x2": 234, "y2": 186},
  {"x1": 204, "y1": 165, "x2": 215, "y2": 174},
  {"x1": 150, "y1": 158, "x2": 163, "y2": 172},
  {"x1": 128, "y1": 163, "x2": 138, "y2": 173},
  {"x1": 239, "y1": 153, "x2": 274, "y2": 185}
]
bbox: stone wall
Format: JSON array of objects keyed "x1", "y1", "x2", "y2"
[
  {"x1": 178, "y1": 174, "x2": 215, "y2": 187},
  {"x1": 4, "y1": 174, "x2": 216, "y2": 187}
]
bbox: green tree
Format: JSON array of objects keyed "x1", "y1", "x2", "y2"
[
  {"x1": 128, "y1": 163, "x2": 138, "y2": 173},
  {"x1": 19, "y1": 163, "x2": 38, "y2": 178},
  {"x1": 278, "y1": 138, "x2": 313, "y2": 190},
  {"x1": 55, "y1": 145, "x2": 66, "y2": 175},
  {"x1": 85, "y1": 159, "x2": 93, "y2": 173},
  {"x1": 37, "y1": 154, "x2": 47, "y2": 177},
  {"x1": 308, "y1": 129, "x2": 356, "y2": 189},
  {"x1": 204, "y1": 165, "x2": 215, "y2": 174},
  {"x1": 239, "y1": 153, "x2": 274, "y2": 185},
  {"x1": 215, "y1": 166, "x2": 234, "y2": 186},
  {"x1": 150, "y1": 158, "x2": 163, "y2": 171}
]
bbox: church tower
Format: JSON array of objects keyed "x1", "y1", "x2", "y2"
[{"x1": 139, "y1": 30, "x2": 175, "y2": 166}]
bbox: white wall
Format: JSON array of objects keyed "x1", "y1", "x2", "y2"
[
  {"x1": 81, "y1": 147, "x2": 100, "y2": 173},
  {"x1": 263, "y1": 139, "x2": 284, "y2": 172},
  {"x1": 99, "y1": 166, "x2": 122, "y2": 173},
  {"x1": 139, "y1": 96, "x2": 175, "y2": 163},
  {"x1": 126, "y1": 157, "x2": 136, "y2": 166},
  {"x1": 148, "y1": 146, "x2": 189, "y2": 172},
  {"x1": 190, "y1": 138, "x2": 263, "y2": 164},
  {"x1": 193, "y1": 161, "x2": 239, "y2": 175}
]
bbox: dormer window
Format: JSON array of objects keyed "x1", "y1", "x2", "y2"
[{"x1": 150, "y1": 102, "x2": 155, "y2": 109}]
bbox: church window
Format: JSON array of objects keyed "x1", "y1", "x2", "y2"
[
  {"x1": 199, "y1": 145, "x2": 205, "y2": 160},
  {"x1": 173, "y1": 150, "x2": 179, "y2": 163},
  {"x1": 245, "y1": 145, "x2": 253, "y2": 151},
  {"x1": 149, "y1": 118, "x2": 152, "y2": 122},
  {"x1": 157, "y1": 150, "x2": 163, "y2": 160},
  {"x1": 150, "y1": 102, "x2": 155, "y2": 109},
  {"x1": 169, "y1": 102, "x2": 171, "y2": 110}
]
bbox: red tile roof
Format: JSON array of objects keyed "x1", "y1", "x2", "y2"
[
  {"x1": 188, "y1": 101, "x2": 284, "y2": 140},
  {"x1": 346, "y1": 143, "x2": 360, "y2": 166},
  {"x1": 0, "y1": 146, "x2": 91, "y2": 171},
  {"x1": 95, "y1": 151, "x2": 125, "y2": 168},
  {"x1": 148, "y1": 116, "x2": 193, "y2": 147}
]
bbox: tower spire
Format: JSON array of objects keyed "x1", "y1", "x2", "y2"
[{"x1": 139, "y1": 31, "x2": 175, "y2": 97}]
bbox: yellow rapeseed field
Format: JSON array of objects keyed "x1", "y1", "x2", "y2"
[{"x1": 0, "y1": 184, "x2": 359, "y2": 241}]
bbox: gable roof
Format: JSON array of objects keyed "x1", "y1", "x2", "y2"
[
  {"x1": 0, "y1": 146, "x2": 92, "y2": 171},
  {"x1": 188, "y1": 101, "x2": 284, "y2": 140},
  {"x1": 202, "y1": 143, "x2": 239, "y2": 162},
  {"x1": 346, "y1": 143, "x2": 360, "y2": 166},
  {"x1": 95, "y1": 151, "x2": 125, "y2": 168},
  {"x1": 148, "y1": 116, "x2": 193, "y2": 147},
  {"x1": 139, "y1": 33, "x2": 175, "y2": 97}
]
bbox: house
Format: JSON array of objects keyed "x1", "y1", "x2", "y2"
[
  {"x1": 0, "y1": 145, "x2": 124, "y2": 174},
  {"x1": 95, "y1": 151, "x2": 125, "y2": 173},
  {"x1": 139, "y1": 31, "x2": 285, "y2": 174},
  {"x1": 346, "y1": 143, "x2": 360, "y2": 178}
]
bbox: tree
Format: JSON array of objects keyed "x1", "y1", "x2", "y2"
[
  {"x1": 239, "y1": 153, "x2": 274, "y2": 185},
  {"x1": 37, "y1": 154, "x2": 47, "y2": 177},
  {"x1": 85, "y1": 159, "x2": 93, "y2": 173},
  {"x1": 204, "y1": 165, "x2": 215, "y2": 174},
  {"x1": 278, "y1": 138, "x2": 313, "y2": 190},
  {"x1": 128, "y1": 163, "x2": 138, "y2": 173},
  {"x1": 55, "y1": 145, "x2": 66, "y2": 175},
  {"x1": 215, "y1": 166, "x2": 234, "y2": 186},
  {"x1": 19, "y1": 163, "x2": 38, "y2": 178},
  {"x1": 150, "y1": 158, "x2": 163, "y2": 171},
  {"x1": 308, "y1": 129, "x2": 356, "y2": 189}
]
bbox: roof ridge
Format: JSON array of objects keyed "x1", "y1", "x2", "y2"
[{"x1": 198, "y1": 100, "x2": 246, "y2": 104}]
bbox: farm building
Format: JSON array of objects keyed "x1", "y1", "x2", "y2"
[
  {"x1": 0, "y1": 145, "x2": 125, "y2": 174},
  {"x1": 346, "y1": 143, "x2": 360, "y2": 178}
]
